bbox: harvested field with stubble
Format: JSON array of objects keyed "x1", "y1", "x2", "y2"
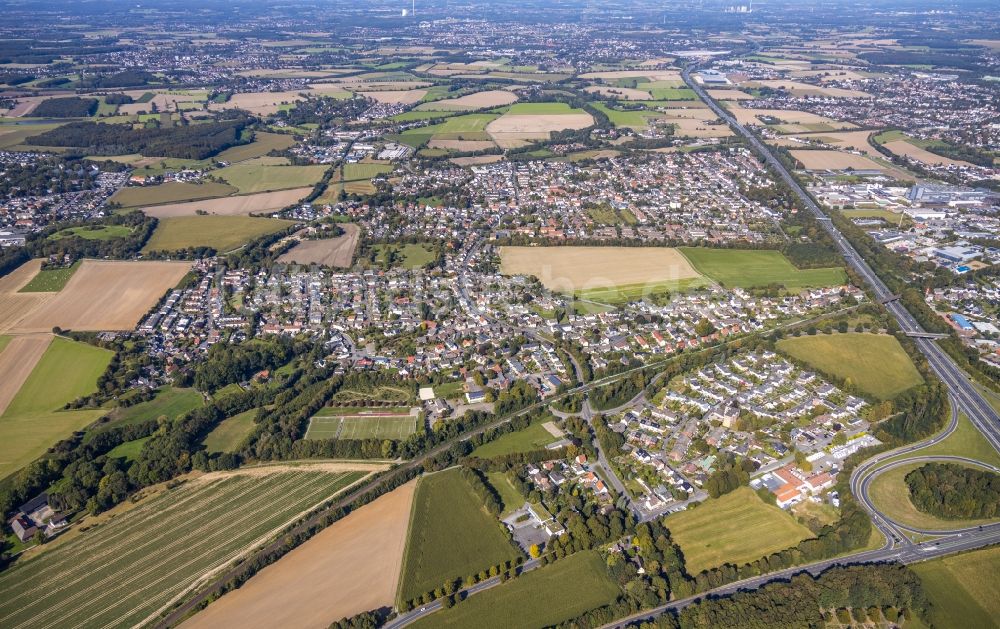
[
  {"x1": 0, "y1": 470, "x2": 368, "y2": 629},
  {"x1": 883, "y1": 140, "x2": 974, "y2": 168},
  {"x1": 486, "y1": 113, "x2": 594, "y2": 140},
  {"x1": 0, "y1": 333, "x2": 52, "y2": 415},
  {"x1": 500, "y1": 246, "x2": 702, "y2": 297},
  {"x1": 140, "y1": 187, "x2": 314, "y2": 217},
  {"x1": 277, "y1": 223, "x2": 359, "y2": 267},
  {"x1": 790, "y1": 149, "x2": 887, "y2": 171},
  {"x1": 183, "y1": 481, "x2": 416, "y2": 629},
  {"x1": 11, "y1": 260, "x2": 190, "y2": 332},
  {"x1": 144, "y1": 216, "x2": 297, "y2": 253},
  {"x1": 0, "y1": 259, "x2": 54, "y2": 332},
  {"x1": 418, "y1": 90, "x2": 517, "y2": 110}
]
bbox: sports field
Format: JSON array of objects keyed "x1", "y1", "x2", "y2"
[
  {"x1": 912, "y1": 545, "x2": 1000, "y2": 629},
  {"x1": 679, "y1": 247, "x2": 846, "y2": 291},
  {"x1": 776, "y1": 333, "x2": 923, "y2": 399},
  {"x1": 409, "y1": 551, "x2": 621, "y2": 629},
  {"x1": 0, "y1": 470, "x2": 366, "y2": 629},
  {"x1": 183, "y1": 481, "x2": 417, "y2": 629},
  {"x1": 500, "y1": 246, "x2": 703, "y2": 300},
  {"x1": 665, "y1": 487, "x2": 813, "y2": 574},
  {"x1": 143, "y1": 215, "x2": 297, "y2": 253},
  {"x1": 0, "y1": 336, "x2": 112, "y2": 478},
  {"x1": 397, "y1": 468, "x2": 522, "y2": 605},
  {"x1": 306, "y1": 409, "x2": 419, "y2": 440}
]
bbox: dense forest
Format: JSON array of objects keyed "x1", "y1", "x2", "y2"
[
  {"x1": 27, "y1": 97, "x2": 99, "y2": 118},
  {"x1": 905, "y1": 462, "x2": 1000, "y2": 520},
  {"x1": 26, "y1": 116, "x2": 252, "y2": 159}
]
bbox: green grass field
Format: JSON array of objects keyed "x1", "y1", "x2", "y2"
[
  {"x1": 305, "y1": 413, "x2": 418, "y2": 440},
  {"x1": 878, "y1": 413, "x2": 1000, "y2": 470},
  {"x1": 109, "y1": 181, "x2": 237, "y2": 208},
  {"x1": 0, "y1": 470, "x2": 364, "y2": 628},
  {"x1": 868, "y1": 461, "x2": 999, "y2": 532},
  {"x1": 398, "y1": 468, "x2": 522, "y2": 604},
  {"x1": 90, "y1": 386, "x2": 203, "y2": 437},
  {"x1": 142, "y1": 215, "x2": 297, "y2": 253},
  {"x1": 19, "y1": 262, "x2": 80, "y2": 292},
  {"x1": 503, "y1": 102, "x2": 586, "y2": 115},
  {"x1": 214, "y1": 132, "x2": 295, "y2": 163},
  {"x1": 49, "y1": 225, "x2": 133, "y2": 241},
  {"x1": 433, "y1": 380, "x2": 466, "y2": 399},
  {"x1": 369, "y1": 243, "x2": 438, "y2": 269},
  {"x1": 0, "y1": 337, "x2": 113, "y2": 478},
  {"x1": 636, "y1": 84, "x2": 696, "y2": 100},
  {"x1": 679, "y1": 247, "x2": 846, "y2": 291},
  {"x1": 343, "y1": 162, "x2": 393, "y2": 181},
  {"x1": 486, "y1": 471, "x2": 527, "y2": 516},
  {"x1": 409, "y1": 551, "x2": 621, "y2": 629},
  {"x1": 106, "y1": 436, "x2": 150, "y2": 461},
  {"x1": 0, "y1": 335, "x2": 11, "y2": 355},
  {"x1": 841, "y1": 209, "x2": 911, "y2": 225},
  {"x1": 591, "y1": 103, "x2": 662, "y2": 128},
  {"x1": 776, "y1": 333, "x2": 924, "y2": 400},
  {"x1": 576, "y1": 277, "x2": 711, "y2": 303},
  {"x1": 401, "y1": 113, "x2": 498, "y2": 145},
  {"x1": 202, "y1": 409, "x2": 257, "y2": 453},
  {"x1": 665, "y1": 487, "x2": 814, "y2": 574},
  {"x1": 471, "y1": 420, "x2": 559, "y2": 458},
  {"x1": 912, "y1": 546, "x2": 1000, "y2": 629},
  {"x1": 215, "y1": 161, "x2": 328, "y2": 194}
]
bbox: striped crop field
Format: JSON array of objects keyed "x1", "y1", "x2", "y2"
[{"x1": 0, "y1": 470, "x2": 365, "y2": 629}]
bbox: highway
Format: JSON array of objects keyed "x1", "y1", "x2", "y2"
[{"x1": 680, "y1": 65, "x2": 1000, "y2": 454}]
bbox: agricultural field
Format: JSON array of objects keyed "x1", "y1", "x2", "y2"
[
  {"x1": 140, "y1": 187, "x2": 313, "y2": 217},
  {"x1": 214, "y1": 131, "x2": 295, "y2": 163},
  {"x1": 277, "y1": 223, "x2": 360, "y2": 267},
  {"x1": 397, "y1": 468, "x2": 523, "y2": 605},
  {"x1": 776, "y1": 333, "x2": 924, "y2": 399},
  {"x1": 202, "y1": 409, "x2": 258, "y2": 453},
  {"x1": 306, "y1": 407, "x2": 419, "y2": 441},
  {"x1": 840, "y1": 208, "x2": 911, "y2": 225},
  {"x1": 109, "y1": 182, "x2": 237, "y2": 208},
  {"x1": 790, "y1": 149, "x2": 888, "y2": 171},
  {"x1": 409, "y1": 551, "x2": 621, "y2": 629},
  {"x1": 215, "y1": 160, "x2": 328, "y2": 194},
  {"x1": 143, "y1": 216, "x2": 296, "y2": 253},
  {"x1": 11, "y1": 260, "x2": 191, "y2": 332},
  {"x1": 471, "y1": 419, "x2": 562, "y2": 458},
  {"x1": 400, "y1": 113, "x2": 499, "y2": 146},
  {"x1": 0, "y1": 260, "x2": 55, "y2": 333},
  {"x1": 665, "y1": 487, "x2": 814, "y2": 574},
  {"x1": 867, "y1": 461, "x2": 999, "y2": 532},
  {"x1": 0, "y1": 333, "x2": 51, "y2": 415},
  {"x1": 882, "y1": 139, "x2": 974, "y2": 168},
  {"x1": 0, "y1": 336, "x2": 112, "y2": 478},
  {"x1": 184, "y1": 481, "x2": 417, "y2": 629},
  {"x1": 678, "y1": 247, "x2": 846, "y2": 291},
  {"x1": 486, "y1": 103, "x2": 593, "y2": 143},
  {"x1": 18, "y1": 261, "x2": 80, "y2": 292},
  {"x1": 912, "y1": 546, "x2": 1000, "y2": 629},
  {"x1": 49, "y1": 224, "x2": 134, "y2": 241},
  {"x1": 500, "y1": 246, "x2": 704, "y2": 300},
  {"x1": 416, "y1": 90, "x2": 517, "y2": 111},
  {"x1": 0, "y1": 470, "x2": 367, "y2": 629}
]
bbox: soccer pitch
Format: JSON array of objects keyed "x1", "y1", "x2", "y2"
[{"x1": 306, "y1": 413, "x2": 419, "y2": 440}]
